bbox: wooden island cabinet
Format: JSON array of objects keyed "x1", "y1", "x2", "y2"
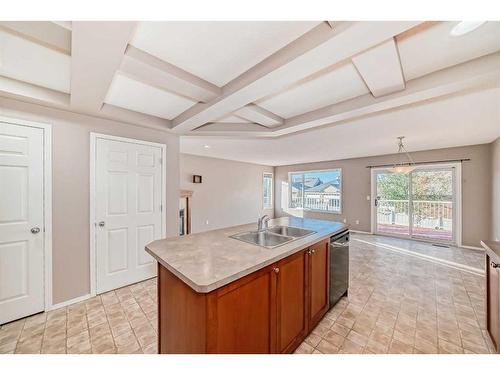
[
  {"x1": 482, "y1": 240, "x2": 500, "y2": 353},
  {"x1": 157, "y1": 238, "x2": 330, "y2": 354}
]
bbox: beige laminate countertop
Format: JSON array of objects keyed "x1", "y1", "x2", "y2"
[
  {"x1": 481, "y1": 240, "x2": 500, "y2": 262},
  {"x1": 146, "y1": 217, "x2": 347, "y2": 293}
]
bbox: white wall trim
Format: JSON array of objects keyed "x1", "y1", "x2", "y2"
[
  {"x1": 48, "y1": 293, "x2": 91, "y2": 311},
  {"x1": 460, "y1": 245, "x2": 484, "y2": 252},
  {"x1": 0, "y1": 115, "x2": 53, "y2": 311},
  {"x1": 89, "y1": 132, "x2": 167, "y2": 297},
  {"x1": 349, "y1": 229, "x2": 373, "y2": 235}
]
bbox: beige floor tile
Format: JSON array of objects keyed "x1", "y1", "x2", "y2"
[
  {"x1": 388, "y1": 339, "x2": 414, "y2": 354},
  {"x1": 330, "y1": 323, "x2": 350, "y2": 337},
  {"x1": 1, "y1": 234, "x2": 491, "y2": 356},
  {"x1": 316, "y1": 339, "x2": 339, "y2": 354},
  {"x1": 304, "y1": 333, "x2": 321, "y2": 348},
  {"x1": 294, "y1": 342, "x2": 314, "y2": 354},
  {"x1": 339, "y1": 339, "x2": 365, "y2": 354}
]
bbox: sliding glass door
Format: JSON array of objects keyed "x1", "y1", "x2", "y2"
[
  {"x1": 373, "y1": 165, "x2": 456, "y2": 244},
  {"x1": 375, "y1": 171, "x2": 410, "y2": 236}
]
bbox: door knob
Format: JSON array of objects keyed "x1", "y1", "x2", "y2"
[
  {"x1": 98, "y1": 221, "x2": 105, "y2": 227},
  {"x1": 492, "y1": 262, "x2": 499, "y2": 268},
  {"x1": 273, "y1": 267, "x2": 280, "y2": 274},
  {"x1": 30, "y1": 227, "x2": 40, "y2": 234}
]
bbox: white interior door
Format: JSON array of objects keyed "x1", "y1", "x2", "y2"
[
  {"x1": 0, "y1": 122, "x2": 44, "y2": 324},
  {"x1": 95, "y1": 137, "x2": 163, "y2": 294}
]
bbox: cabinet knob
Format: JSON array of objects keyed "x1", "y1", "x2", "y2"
[
  {"x1": 307, "y1": 250, "x2": 312, "y2": 255},
  {"x1": 311, "y1": 249, "x2": 316, "y2": 254},
  {"x1": 30, "y1": 227, "x2": 40, "y2": 234},
  {"x1": 273, "y1": 267, "x2": 280, "y2": 274},
  {"x1": 492, "y1": 262, "x2": 500, "y2": 268}
]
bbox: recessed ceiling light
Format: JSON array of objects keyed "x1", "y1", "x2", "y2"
[
  {"x1": 450, "y1": 21, "x2": 487, "y2": 37},
  {"x1": 203, "y1": 144, "x2": 211, "y2": 149}
]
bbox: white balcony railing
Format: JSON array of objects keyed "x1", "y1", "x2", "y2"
[
  {"x1": 290, "y1": 194, "x2": 341, "y2": 212},
  {"x1": 377, "y1": 199, "x2": 453, "y2": 230}
]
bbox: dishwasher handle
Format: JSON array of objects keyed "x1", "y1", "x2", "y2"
[
  {"x1": 330, "y1": 231, "x2": 349, "y2": 247},
  {"x1": 332, "y1": 238, "x2": 349, "y2": 247}
]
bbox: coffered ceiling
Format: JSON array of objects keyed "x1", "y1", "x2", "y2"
[{"x1": 0, "y1": 20, "x2": 499, "y2": 140}]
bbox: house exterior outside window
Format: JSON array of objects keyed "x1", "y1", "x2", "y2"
[{"x1": 289, "y1": 169, "x2": 342, "y2": 213}]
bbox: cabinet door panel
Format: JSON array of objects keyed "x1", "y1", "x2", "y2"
[
  {"x1": 214, "y1": 268, "x2": 275, "y2": 353},
  {"x1": 277, "y1": 251, "x2": 307, "y2": 353},
  {"x1": 487, "y1": 255, "x2": 500, "y2": 352},
  {"x1": 309, "y1": 239, "x2": 329, "y2": 326}
]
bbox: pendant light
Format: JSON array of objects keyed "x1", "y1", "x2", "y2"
[{"x1": 390, "y1": 136, "x2": 415, "y2": 174}]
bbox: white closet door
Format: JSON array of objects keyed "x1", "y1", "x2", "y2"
[
  {"x1": 95, "y1": 138, "x2": 162, "y2": 294},
  {"x1": 0, "y1": 122, "x2": 44, "y2": 324}
]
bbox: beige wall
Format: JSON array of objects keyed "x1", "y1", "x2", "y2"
[
  {"x1": 0, "y1": 98, "x2": 180, "y2": 305},
  {"x1": 180, "y1": 154, "x2": 274, "y2": 233},
  {"x1": 274, "y1": 144, "x2": 492, "y2": 247},
  {"x1": 492, "y1": 138, "x2": 500, "y2": 241}
]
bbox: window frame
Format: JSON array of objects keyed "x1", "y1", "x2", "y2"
[
  {"x1": 288, "y1": 168, "x2": 343, "y2": 214},
  {"x1": 262, "y1": 172, "x2": 274, "y2": 210}
]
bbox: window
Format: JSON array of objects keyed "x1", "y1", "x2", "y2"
[
  {"x1": 263, "y1": 172, "x2": 273, "y2": 209},
  {"x1": 289, "y1": 169, "x2": 342, "y2": 213}
]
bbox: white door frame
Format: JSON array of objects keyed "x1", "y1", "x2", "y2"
[
  {"x1": 0, "y1": 115, "x2": 53, "y2": 310},
  {"x1": 89, "y1": 132, "x2": 167, "y2": 297},
  {"x1": 370, "y1": 162, "x2": 462, "y2": 246}
]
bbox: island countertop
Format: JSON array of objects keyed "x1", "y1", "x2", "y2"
[
  {"x1": 145, "y1": 216, "x2": 347, "y2": 293},
  {"x1": 481, "y1": 240, "x2": 500, "y2": 262}
]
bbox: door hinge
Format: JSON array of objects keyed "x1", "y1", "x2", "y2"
[{"x1": 160, "y1": 204, "x2": 163, "y2": 212}]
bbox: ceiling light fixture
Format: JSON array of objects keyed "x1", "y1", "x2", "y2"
[
  {"x1": 450, "y1": 21, "x2": 487, "y2": 37},
  {"x1": 389, "y1": 136, "x2": 415, "y2": 174}
]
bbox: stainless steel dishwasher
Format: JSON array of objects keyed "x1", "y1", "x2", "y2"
[{"x1": 329, "y1": 229, "x2": 349, "y2": 307}]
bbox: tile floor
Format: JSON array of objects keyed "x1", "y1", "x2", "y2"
[
  {"x1": 0, "y1": 234, "x2": 496, "y2": 354},
  {"x1": 0, "y1": 278, "x2": 158, "y2": 354}
]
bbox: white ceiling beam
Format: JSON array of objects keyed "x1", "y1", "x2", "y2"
[
  {"x1": 99, "y1": 104, "x2": 171, "y2": 130},
  {"x1": 120, "y1": 45, "x2": 221, "y2": 102},
  {"x1": 0, "y1": 76, "x2": 69, "y2": 107},
  {"x1": 0, "y1": 77, "x2": 169, "y2": 132},
  {"x1": 352, "y1": 38, "x2": 406, "y2": 97},
  {"x1": 233, "y1": 104, "x2": 283, "y2": 127},
  {"x1": 190, "y1": 51, "x2": 500, "y2": 138},
  {"x1": 70, "y1": 21, "x2": 136, "y2": 112},
  {"x1": 274, "y1": 51, "x2": 500, "y2": 136},
  {"x1": 52, "y1": 21, "x2": 72, "y2": 31},
  {"x1": 0, "y1": 21, "x2": 71, "y2": 54},
  {"x1": 195, "y1": 122, "x2": 270, "y2": 133},
  {"x1": 171, "y1": 21, "x2": 422, "y2": 133}
]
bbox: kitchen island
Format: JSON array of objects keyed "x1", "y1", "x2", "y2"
[{"x1": 146, "y1": 216, "x2": 347, "y2": 354}]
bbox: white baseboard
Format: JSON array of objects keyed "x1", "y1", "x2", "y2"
[
  {"x1": 460, "y1": 245, "x2": 484, "y2": 252},
  {"x1": 349, "y1": 230, "x2": 373, "y2": 235},
  {"x1": 48, "y1": 293, "x2": 92, "y2": 311}
]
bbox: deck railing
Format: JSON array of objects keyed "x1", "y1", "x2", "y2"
[
  {"x1": 377, "y1": 199, "x2": 453, "y2": 230},
  {"x1": 290, "y1": 194, "x2": 341, "y2": 212}
]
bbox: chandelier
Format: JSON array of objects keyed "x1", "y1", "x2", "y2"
[{"x1": 390, "y1": 136, "x2": 415, "y2": 174}]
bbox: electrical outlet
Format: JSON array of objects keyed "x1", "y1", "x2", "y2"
[
  {"x1": 355, "y1": 220, "x2": 360, "y2": 225},
  {"x1": 343, "y1": 218, "x2": 347, "y2": 223},
  {"x1": 205, "y1": 220, "x2": 209, "y2": 225},
  {"x1": 367, "y1": 195, "x2": 370, "y2": 200}
]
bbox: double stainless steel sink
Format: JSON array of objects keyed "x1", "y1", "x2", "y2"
[{"x1": 230, "y1": 225, "x2": 316, "y2": 249}]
